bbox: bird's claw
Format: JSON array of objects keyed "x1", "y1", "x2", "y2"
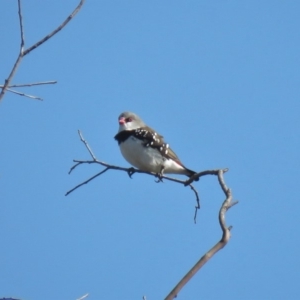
[
  {"x1": 127, "y1": 167, "x2": 136, "y2": 178},
  {"x1": 155, "y1": 172, "x2": 164, "y2": 183}
]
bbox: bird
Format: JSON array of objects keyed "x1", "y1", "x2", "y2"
[{"x1": 114, "y1": 111, "x2": 198, "y2": 180}]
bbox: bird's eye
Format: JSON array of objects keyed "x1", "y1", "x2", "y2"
[{"x1": 125, "y1": 117, "x2": 133, "y2": 122}]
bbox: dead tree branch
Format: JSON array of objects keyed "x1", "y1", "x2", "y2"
[
  {"x1": 5, "y1": 88, "x2": 43, "y2": 100},
  {"x1": 76, "y1": 293, "x2": 89, "y2": 300},
  {"x1": 0, "y1": 81, "x2": 57, "y2": 101},
  {"x1": 66, "y1": 131, "x2": 233, "y2": 223},
  {"x1": 0, "y1": 0, "x2": 85, "y2": 101},
  {"x1": 0, "y1": 81, "x2": 57, "y2": 88},
  {"x1": 164, "y1": 170, "x2": 238, "y2": 300},
  {"x1": 66, "y1": 130, "x2": 238, "y2": 297}
]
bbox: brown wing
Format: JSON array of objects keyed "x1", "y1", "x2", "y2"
[{"x1": 133, "y1": 126, "x2": 184, "y2": 166}]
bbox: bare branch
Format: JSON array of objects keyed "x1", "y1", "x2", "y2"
[
  {"x1": 0, "y1": 0, "x2": 24, "y2": 101},
  {"x1": 189, "y1": 184, "x2": 200, "y2": 223},
  {"x1": 69, "y1": 160, "x2": 195, "y2": 184},
  {"x1": 76, "y1": 293, "x2": 89, "y2": 300},
  {"x1": 23, "y1": 0, "x2": 86, "y2": 56},
  {"x1": 66, "y1": 157, "x2": 211, "y2": 195},
  {"x1": 0, "y1": 0, "x2": 85, "y2": 101},
  {"x1": 66, "y1": 131, "x2": 231, "y2": 224},
  {"x1": 66, "y1": 131, "x2": 204, "y2": 215},
  {"x1": 217, "y1": 168, "x2": 230, "y2": 195},
  {"x1": 1, "y1": 80, "x2": 57, "y2": 88},
  {"x1": 184, "y1": 168, "x2": 229, "y2": 186},
  {"x1": 78, "y1": 130, "x2": 97, "y2": 160},
  {"x1": 65, "y1": 168, "x2": 110, "y2": 196},
  {"x1": 0, "y1": 81, "x2": 58, "y2": 100},
  {"x1": 18, "y1": 0, "x2": 25, "y2": 52},
  {"x1": 6, "y1": 88, "x2": 43, "y2": 100},
  {"x1": 67, "y1": 130, "x2": 238, "y2": 298},
  {"x1": 164, "y1": 170, "x2": 238, "y2": 300}
]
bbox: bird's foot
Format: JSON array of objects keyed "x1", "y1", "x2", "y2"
[
  {"x1": 155, "y1": 168, "x2": 164, "y2": 183},
  {"x1": 192, "y1": 175, "x2": 199, "y2": 181},
  {"x1": 127, "y1": 167, "x2": 136, "y2": 178},
  {"x1": 189, "y1": 171, "x2": 200, "y2": 182},
  {"x1": 155, "y1": 174, "x2": 164, "y2": 183}
]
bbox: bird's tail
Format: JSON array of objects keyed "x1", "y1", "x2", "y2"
[{"x1": 185, "y1": 168, "x2": 199, "y2": 181}]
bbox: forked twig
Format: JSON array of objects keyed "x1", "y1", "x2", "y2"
[
  {"x1": 23, "y1": 0, "x2": 85, "y2": 56},
  {"x1": 67, "y1": 130, "x2": 238, "y2": 298},
  {"x1": 0, "y1": 81, "x2": 57, "y2": 88},
  {"x1": 66, "y1": 131, "x2": 207, "y2": 219},
  {"x1": 0, "y1": 0, "x2": 85, "y2": 101},
  {"x1": 66, "y1": 131, "x2": 233, "y2": 222},
  {"x1": 0, "y1": 81, "x2": 58, "y2": 100}
]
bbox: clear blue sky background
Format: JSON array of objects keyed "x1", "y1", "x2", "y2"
[{"x1": 1, "y1": 1, "x2": 299, "y2": 299}]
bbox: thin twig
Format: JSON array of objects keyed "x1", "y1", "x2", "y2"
[
  {"x1": 78, "y1": 130, "x2": 97, "y2": 160},
  {"x1": 76, "y1": 293, "x2": 89, "y2": 300},
  {"x1": 0, "y1": 0, "x2": 85, "y2": 101},
  {"x1": 6, "y1": 88, "x2": 43, "y2": 100},
  {"x1": 23, "y1": 0, "x2": 85, "y2": 56},
  {"x1": 0, "y1": 80, "x2": 57, "y2": 88},
  {"x1": 189, "y1": 184, "x2": 200, "y2": 223},
  {"x1": 65, "y1": 168, "x2": 110, "y2": 196},
  {"x1": 18, "y1": 0, "x2": 25, "y2": 52},
  {"x1": 0, "y1": 0, "x2": 24, "y2": 101}
]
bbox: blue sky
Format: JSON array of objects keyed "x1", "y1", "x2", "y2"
[{"x1": 1, "y1": 1, "x2": 300, "y2": 299}]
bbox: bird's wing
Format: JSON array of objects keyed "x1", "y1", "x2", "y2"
[{"x1": 133, "y1": 126, "x2": 185, "y2": 166}]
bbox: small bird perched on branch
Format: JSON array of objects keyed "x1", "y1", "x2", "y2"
[{"x1": 114, "y1": 111, "x2": 198, "y2": 179}]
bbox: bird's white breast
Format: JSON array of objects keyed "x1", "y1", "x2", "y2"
[
  {"x1": 119, "y1": 136, "x2": 186, "y2": 174},
  {"x1": 120, "y1": 136, "x2": 164, "y2": 173}
]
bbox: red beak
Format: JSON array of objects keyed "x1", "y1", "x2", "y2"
[{"x1": 119, "y1": 117, "x2": 126, "y2": 125}]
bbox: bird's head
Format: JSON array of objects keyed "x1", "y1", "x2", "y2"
[{"x1": 118, "y1": 112, "x2": 145, "y2": 132}]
